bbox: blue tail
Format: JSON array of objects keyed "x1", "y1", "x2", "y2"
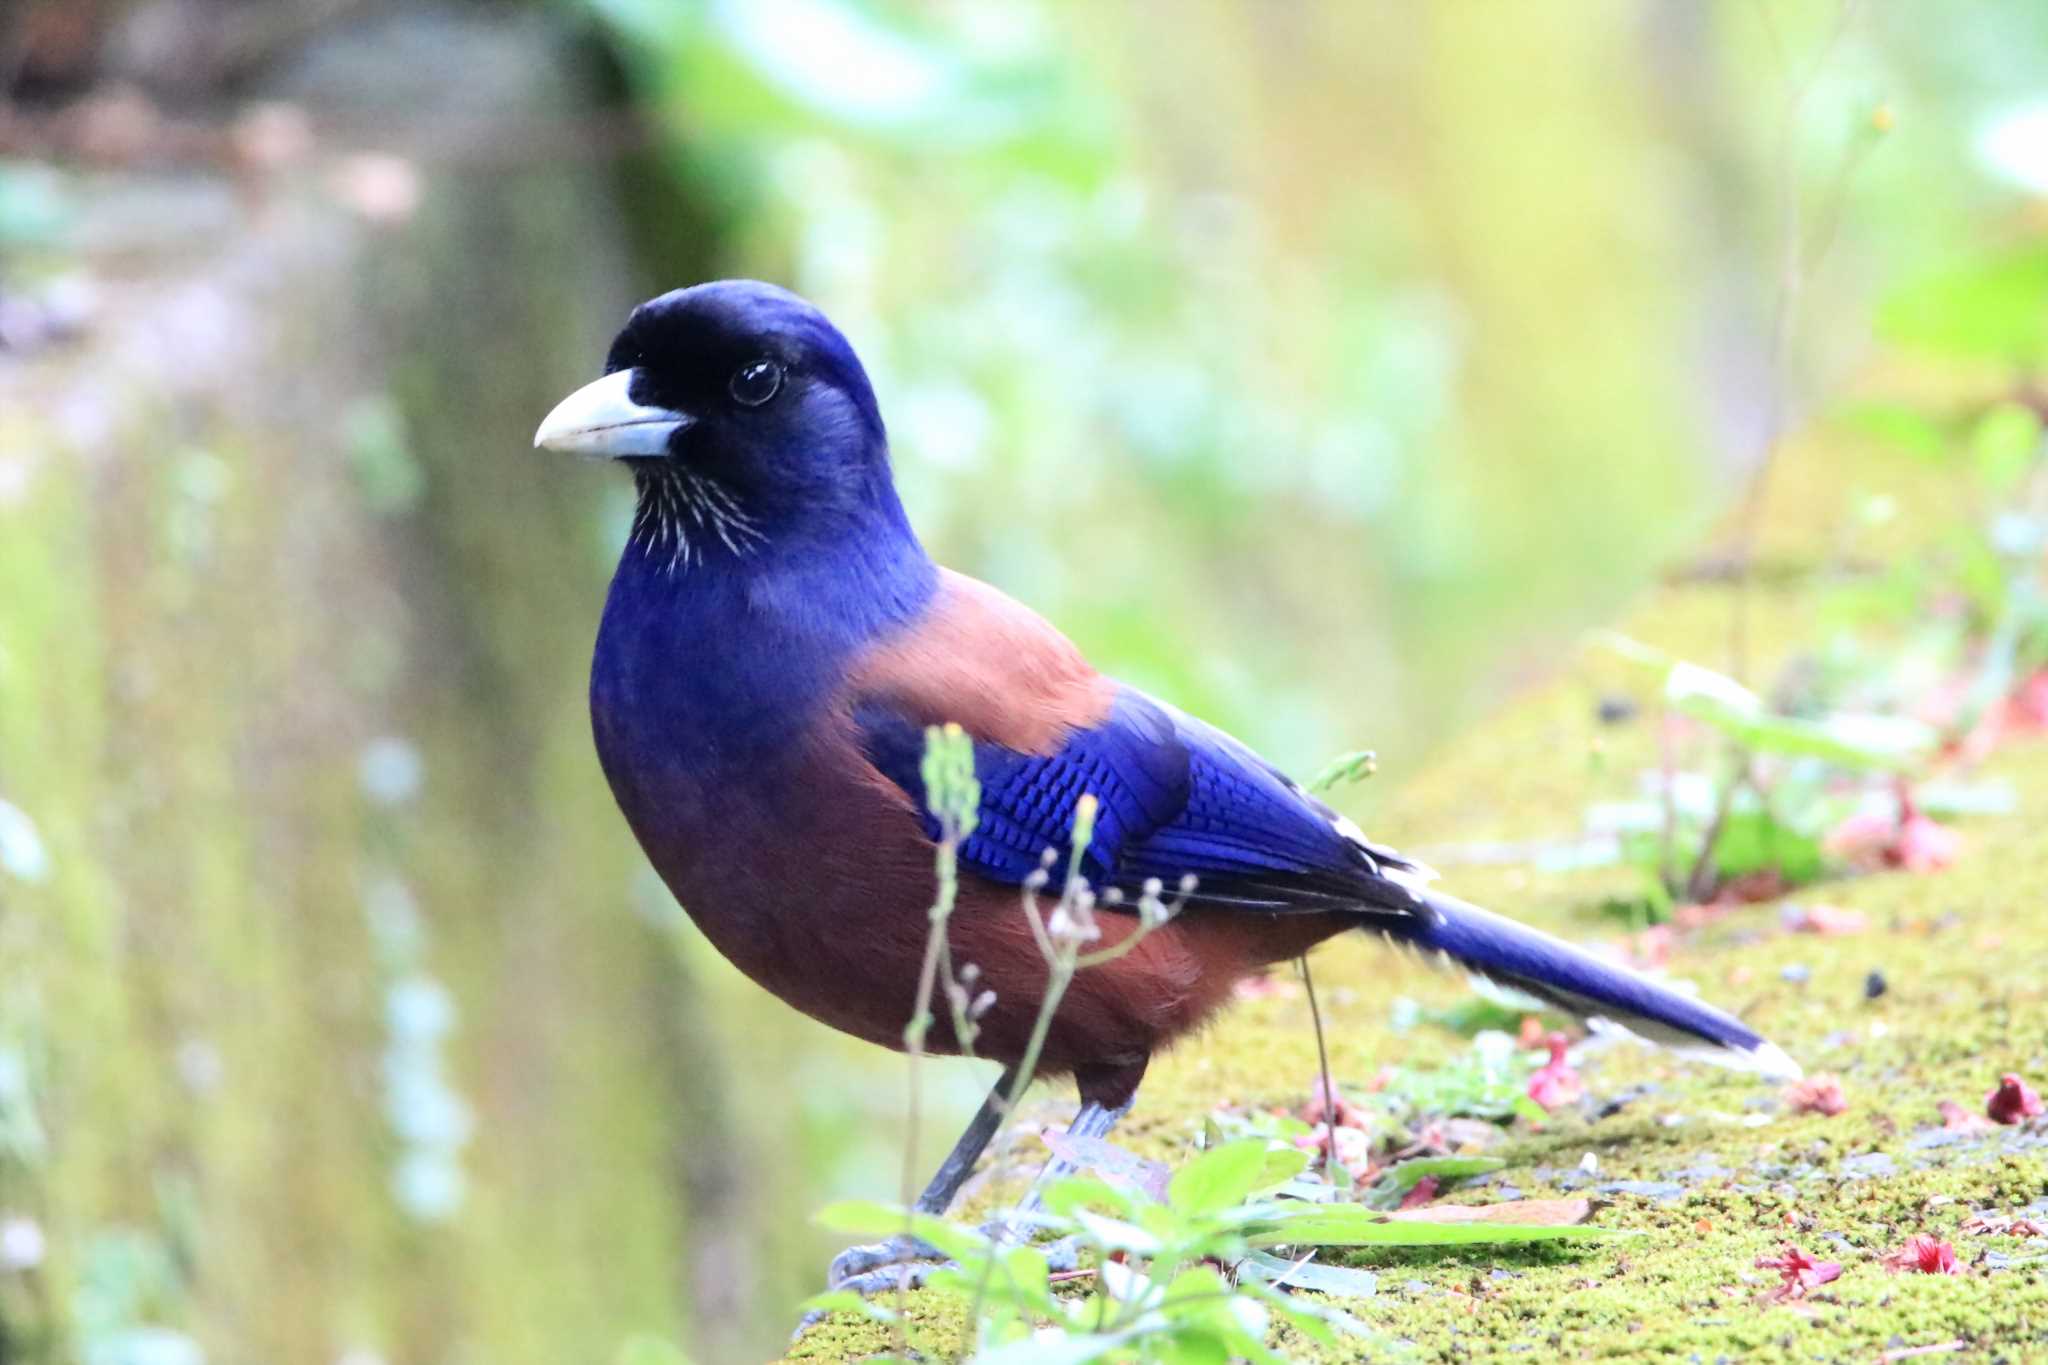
[{"x1": 1399, "y1": 889, "x2": 1800, "y2": 1079}]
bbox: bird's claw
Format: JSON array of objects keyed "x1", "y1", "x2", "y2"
[
  {"x1": 798, "y1": 1230, "x2": 1087, "y2": 1338},
  {"x1": 794, "y1": 1252, "x2": 954, "y2": 1341},
  {"x1": 828, "y1": 1234, "x2": 947, "y2": 1287}
]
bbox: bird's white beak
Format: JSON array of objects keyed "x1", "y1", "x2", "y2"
[{"x1": 533, "y1": 368, "x2": 694, "y2": 459}]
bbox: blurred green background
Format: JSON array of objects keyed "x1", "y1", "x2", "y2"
[{"x1": 1, "y1": 0, "x2": 2045, "y2": 1360}]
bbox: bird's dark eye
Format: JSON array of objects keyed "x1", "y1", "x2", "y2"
[{"x1": 728, "y1": 360, "x2": 783, "y2": 408}]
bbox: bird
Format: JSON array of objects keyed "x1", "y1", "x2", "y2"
[{"x1": 532, "y1": 279, "x2": 1800, "y2": 1293}]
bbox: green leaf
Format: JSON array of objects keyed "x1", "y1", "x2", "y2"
[
  {"x1": 1237, "y1": 1248, "x2": 1380, "y2": 1298},
  {"x1": 1249, "y1": 1145, "x2": 1311, "y2": 1196},
  {"x1": 1839, "y1": 401, "x2": 1947, "y2": 460},
  {"x1": 1150, "y1": 1335, "x2": 1232, "y2": 1365},
  {"x1": 1307, "y1": 748, "x2": 1377, "y2": 792},
  {"x1": 1365, "y1": 1156, "x2": 1505, "y2": 1210},
  {"x1": 1071, "y1": 1207, "x2": 1165, "y2": 1256},
  {"x1": 1041, "y1": 1176, "x2": 1139, "y2": 1218},
  {"x1": 1247, "y1": 1203, "x2": 1623, "y2": 1248},
  {"x1": 1597, "y1": 635, "x2": 1933, "y2": 770},
  {"x1": 1970, "y1": 401, "x2": 2044, "y2": 490},
  {"x1": 1710, "y1": 807, "x2": 1824, "y2": 885},
  {"x1": 1878, "y1": 246, "x2": 2048, "y2": 367},
  {"x1": 1168, "y1": 1138, "x2": 1270, "y2": 1216},
  {"x1": 1237, "y1": 1278, "x2": 1369, "y2": 1346},
  {"x1": 972, "y1": 1328, "x2": 1140, "y2": 1365},
  {"x1": 1001, "y1": 1243, "x2": 1054, "y2": 1312}
]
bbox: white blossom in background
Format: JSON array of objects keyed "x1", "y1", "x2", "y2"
[
  {"x1": 1976, "y1": 102, "x2": 2048, "y2": 195},
  {"x1": 0, "y1": 799, "x2": 48, "y2": 883},
  {"x1": 0, "y1": 1215, "x2": 44, "y2": 1270}
]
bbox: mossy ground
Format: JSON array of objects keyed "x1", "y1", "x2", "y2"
[{"x1": 792, "y1": 423, "x2": 2048, "y2": 1361}]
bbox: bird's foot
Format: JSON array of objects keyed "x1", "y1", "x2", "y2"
[
  {"x1": 796, "y1": 1231, "x2": 1084, "y2": 1338},
  {"x1": 827, "y1": 1234, "x2": 947, "y2": 1287}
]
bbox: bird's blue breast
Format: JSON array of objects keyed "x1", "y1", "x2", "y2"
[{"x1": 590, "y1": 523, "x2": 937, "y2": 804}]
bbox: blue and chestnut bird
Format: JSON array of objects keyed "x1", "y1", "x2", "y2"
[{"x1": 533, "y1": 280, "x2": 1798, "y2": 1281}]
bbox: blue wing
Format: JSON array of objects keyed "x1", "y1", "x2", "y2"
[{"x1": 854, "y1": 686, "x2": 1424, "y2": 913}]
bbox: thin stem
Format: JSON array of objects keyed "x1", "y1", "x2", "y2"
[
  {"x1": 1685, "y1": 756, "x2": 1750, "y2": 905},
  {"x1": 1299, "y1": 956, "x2": 1337, "y2": 1178},
  {"x1": 1729, "y1": 0, "x2": 1866, "y2": 682},
  {"x1": 1656, "y1": 706, "x2": 1680, "y2": 898},
  {"x1": 893, "y1": 837, "x2": 961, "y2": 1349}
]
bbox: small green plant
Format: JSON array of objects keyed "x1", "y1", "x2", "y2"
[
  {"x1": 1591, "y1": 633, "x2": 1936, "y2": 909},
  {"x1": 811, "y1": 1139, "x2": 1615, "y2": 1362}
]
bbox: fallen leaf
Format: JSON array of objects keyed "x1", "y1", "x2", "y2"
[{"x1": 1396, "y1": 1176, "x2": 1440, "y2": 1211}]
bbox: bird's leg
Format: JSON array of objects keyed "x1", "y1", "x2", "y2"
[
  {"x1": 825, "y1": 1093, "x2": 1134, "y2": 1300},
  {"x1": 999, "y1": 1095, "x2": 1131, "y2": 1227},
  {"x1": 825, "y1": 1068, "x2": 1016, "y2": 1287}
]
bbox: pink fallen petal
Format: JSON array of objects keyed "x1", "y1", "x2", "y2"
[
  {"x1": 1785, "y1": 904, "x2": 1869, "y2": 936},
  {"x1": 1883, "y1": 1234, "x2": 1962, "y2": 1275},
  {"x1": 1302, "y1": 1076, "x2": 1371, "y2": 1131},
  {"x1": 1986, "y1": 1073, "x2": 2045, "y2": 1125},
  {"x1": 1895, "y1": 813, "x2": 1961, "y2": 872},
  {"x1": 1624, "y1": 924, "x2": 1675, "y2": 969},
  {"x1": 1232, "y1": 972, "x2": 1294, "y2": 1001},
  {"x1": 1938, "y1": 1099, "x2": 1993, "y2": 1133},
  {"x1": 1756, "y1": 1243, "x2": 1843, "y2": 1302},
  {"x1": 1825, "y1": 801, "x2": 1960, "y2": 874},
  {"x1": 1526, "y1": 1032, "x2": 1584, "y2": 1112},
  {"x1": 1784, "y1": 1074, "x2": 1848, "y2": 1117},
  {"x1": 1331, "y1": 1124, "x2": 1376, "y2": 1182},
  {"x1": 2004, "y1": 670, "x2": 2048, "y2": 732},
  {"x1": 1294, "y1": 1122, "x2": 1376, "y2": 1183},
  {"x1": 1824, "y1": 809, "x2": 1895, "y2": 860}
]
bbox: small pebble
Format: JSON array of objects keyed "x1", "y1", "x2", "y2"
[{"x1": 1596, "y1": 695, "x2": 1638, "y2": 725}]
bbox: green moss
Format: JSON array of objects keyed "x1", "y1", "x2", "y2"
[{"x1": 792, "y1": 423, "x2": 2048, "y2": 1360}]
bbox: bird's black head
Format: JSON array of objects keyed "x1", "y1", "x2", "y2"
[{"x1": 536, "y1": 280, "x2": 905, "y2": 564}]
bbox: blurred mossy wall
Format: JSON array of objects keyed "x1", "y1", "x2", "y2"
[{"x1": 2, "y1": 0, "x2": 2047, "y2": 1360}]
